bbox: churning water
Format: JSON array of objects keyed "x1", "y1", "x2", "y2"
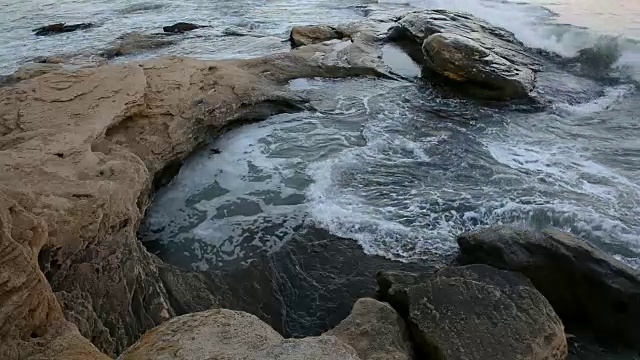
[{"x1": 3, "y1": 0, "x2": 638, "y2": 270}]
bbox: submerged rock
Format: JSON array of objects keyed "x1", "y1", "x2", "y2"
[
  {"x1": 324, "y1": 298, "x2": 413, "y2": 360},
  {"x1": 162, "y1": 22, "x2": 207, "y2": 33},
  {"x1": 378, "y1": 265, "x2": 568, "y2": 360},
  {"x1": 290, "y1": 25, "x2": 346, "y2": 48},
  {"x1": 33, "y1": 23, "x2": 94, "y2": 36},
  {"x1": 101, "y1": 32, "x2": 177, "y2": 58},
  {"x1": 155, "y1": 227, "x2": 435, "y2": 340},
  {"x1": 390, "y1": 10, "x2": 538, "y2": 99},
  {"x1": 457, "y1": 226, "x2": 640, "y2": 350}
]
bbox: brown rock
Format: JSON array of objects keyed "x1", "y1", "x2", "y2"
[
  {"x1": 0, "y1": 33, "x2": 387, "y2": 358},
  {"x1": 324, "y1": 298, "x2": 413, "y2": 360},
  {"x1": 290, "y1": 25, "x2": 346, "y2": 48},
  {"x1": 117, "y1": 309, "x2": 283, "y2": 360},
  {"x1": 378, "y1": 265, "x2": 568, "y2": 360}
]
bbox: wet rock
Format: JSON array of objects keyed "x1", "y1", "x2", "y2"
[
  {"x1": 163, "y1": 22, "x2": 207, "y2": 33},
  {"x1": 324, "y1": 298, "x2": 413, "y2": 360},
  {"x1": 119, "y1": 309, "x2": 362, "y2": 360},
  {"x1": 457, "y1": 226, "x2": 640, "y2": 350},
  {"x1": 101, "y1": 32, "x2": 177, "y2": 58},
  {"x1": 0, "y1": 42, "x2": 392, "y2": 357},
  {"x1": 390, "y1": 10, "x2": 539, "y2": 99},
  {"x1": 154, "y1": 227, "x2": 435, "y2": 339},
  {"x1": 290, "y1": 25, "x2": 346, "y2": 48},
  {"x1": 118, "y1": 309, "x2": 283, "y2": 360},
  {"x1": 33, "y1": 23, "x2": 94, "y2": 36},
  {"x1": 377, "y1": 265, "x2": 568, "y2": 360},
  {"x1": 423, "y1": 33, "x2": 535, "y2": 99}
]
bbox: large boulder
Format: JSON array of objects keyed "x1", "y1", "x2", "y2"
[
  {"x1": 117, "y1": 309, "x2": 283, "y2": 360},
  {"x1": 324, "y1": 298, "x2": 413, "y2": 360},
  {"x1": 377, "y1": 265, "x2": 567, "y2": 360},
  {"x1": 390, "y1": 9, "x2": 539, "y2": 99},
  {"x1": 457, "y1": 226, "x2": 640, "y2": 350}
]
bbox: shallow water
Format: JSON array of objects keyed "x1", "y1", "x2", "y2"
[{"x1": 2, "y1": 0, "x2": 639, "y2": 271}]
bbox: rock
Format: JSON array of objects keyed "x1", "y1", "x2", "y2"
[
  {"x1": 457, "y1": 226, "x2": 640, "y2": 350},
  {"x1": 422, "y1": 33, "x2": 535, "y2": 99},
  {"x1": 248, "y1": 336, "x2": 361, "y2": 360},
  {"x1": 0, "y1": 39, "x2": 389, "y2": 357},
  {"x1": 33, "y1": 23, "x2": 94, "y2": 36},
  {"x1": 8, "y1": 63, "x2": 63, "y2": 82},
  {"x1": 117, "y1": 309, "x2": 283, "y2": 360},
  {"x1": 162, "y1": 22, "x2": 207, "y2": 33},
  {"x1": 101, "y1": 33, "x2": 177, "y2": 58},
  {"x1": 324, "y1": 298, "x2": 413, "y2": 360},
  {"x1": 33, "y1": 56, "x2": 66, "y2": 64},
  {"x1": 151, "y1": 227, "x2": 436, "y2": 339},
  {"x1": 377, "y1": 265, "x2": 568, "y2": 360},
  {"x1": 390, "y1": 10, "x2": 539, "y2": 99},
  {"x1": 119, "y1": 309, "x2": 361, "y2": 360},
  {"x1": 290, "y1": 25, "x2": 346, "y2": 48}
]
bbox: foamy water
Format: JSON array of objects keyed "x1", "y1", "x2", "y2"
[{"x1": 4, "y1": 0, "x2": 637, "y2": 269}]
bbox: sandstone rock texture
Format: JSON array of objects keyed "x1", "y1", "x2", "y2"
[
  {"x1": 458, "y1": 226, "x2": 640, "y2": 350},
  {"x1": 324, "y1": 298, "x2": 413, "y2": 360},
  {"x1": 378, "y1": 265, "x2": 568, "y2": 360},
  {"x1": 33, "y1": 23, "x2": 94, "y2": 36},
  {"x1": 0, "y1": 34, "x2": 386, "y2": 358},
  {"x1": 390, "y1": 9, "x2": 539, "y2": 99},
  {"x1": 119, "y1": 309, "x2": 361, "y2": 360},
  {"x1": 290, "y1": 25, "x2": 347, "y2": 47},
  {"x1": 117, "y1": 309, "x2": 283, "y2": 360}
]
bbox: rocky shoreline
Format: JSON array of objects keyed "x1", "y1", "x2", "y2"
[{"x1": 0, "y1": 9, "x2": 639, "y2": 360}]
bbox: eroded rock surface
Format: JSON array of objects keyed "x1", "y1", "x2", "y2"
[
  {"x1": 324, "y1": 298, "x2": 413, "y2": 360},
  {"x1": 117, "y1": 309, "x2": 283, "y2": 360},
  {"x1": 458, "y1": 226, "x2": 640, "y2": 350},
  {"x1": 390, "y1": 9, "x2": 539, "y2": 99},
  {"x1": 378, "y1": 265, "x2": 568, "y2": 360},
  {"x1": 0, "y1": 36, "x2": 386, "y2": 358}
]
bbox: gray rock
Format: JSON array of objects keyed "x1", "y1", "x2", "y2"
[
  {"x1": 324, "y1": 298, "x2": 413, "y2": 360},
  {"x1": 101, "y1": 33, "x2": 177, "y2": 58},
  {"x1": 390, "y1": 9, "x2": 539, "y2": 99},
  {"x1": 378, "y1": 265, "x2": 568, "y2": 360},
  {"x1": 457, "y1": 226, "x2": 640, "y2": 350}
]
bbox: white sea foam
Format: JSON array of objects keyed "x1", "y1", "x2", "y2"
[{"x1": 553, "y1": 85, "x2": 635, "y2": 116}]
